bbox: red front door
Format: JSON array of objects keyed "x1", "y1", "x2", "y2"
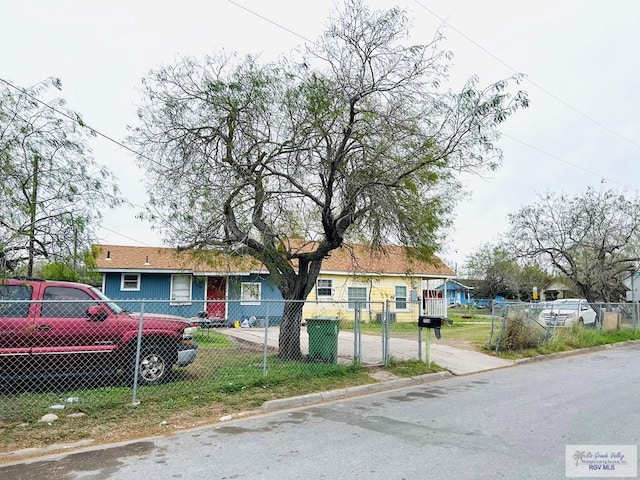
[{"x1": 206, "y1": 277, "x2": 226, "y2": 319}]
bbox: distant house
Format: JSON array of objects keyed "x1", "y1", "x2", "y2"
[
  {"x1": 434, "y1": 280, "x2": 474, "y2": 306},
  {"x1": 542, "y1": 280, "x2": 575, "y2": 301},
  {"x1": 93, "y1": 243, "x2": 455, "y2": 324},
  {"x1": 623, "y1": 272, "x2": 640, "y2": 302}
]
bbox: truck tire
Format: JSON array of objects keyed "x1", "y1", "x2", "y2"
[{"x1": 136, "y1": 345, "x2": 172, "y2": 385}]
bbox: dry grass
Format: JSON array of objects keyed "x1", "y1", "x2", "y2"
[{"x1": 0, "y1": 335, "x2": 376, "y2": 462}]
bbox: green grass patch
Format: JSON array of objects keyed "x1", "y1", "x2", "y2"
[
  {"x1": 447, "y1": 312, "x2": 492, "y2": 323},
  {"x1": 384, "y1": 358, "x2": 443, "y2": 377},
  {"x1": 192, "y1": 329, "x2": 235, "y2": 348},
  {"x1": 440, "y1": 322, "x2": 492, "y2": 345},
  {"x1": 0, "y1": 345, "x2": 375, "y2": 455},
  {"x1": 490, "y1": 325, "x2": 640, "y2": 358},
  {"x1": 341, "y1": 320, "x2": 418, "y2": 335}
]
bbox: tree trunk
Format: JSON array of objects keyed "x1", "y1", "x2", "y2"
[
  {"x1": 278, "y1": 300, "x2": 304, "y2": 360},
  {"x1": 27, "y1": 154, "x2": 39, "y2": 278}
]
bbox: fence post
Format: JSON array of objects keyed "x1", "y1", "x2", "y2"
[
  {"x1": 353, "y1": 303, "x2": 361, "y2": 363},
  {"x1": 385, "y1": 304, "x2": 391, "y2": 365},
  {"x1": 495, "y1": 308, "x2": 507, "y2": 353},
  {"x1": 383, "y1": 300, "x2": 390, "y2": 366},
  {"x1": 262, "y1": 301, "x2": 270, "y2": 376},
  {"x1": 488, "y1": 310, "x2": 496, "y2": 349},
  {"x1": 131, "y1": 301, "x2": 145, "y2": 406}
]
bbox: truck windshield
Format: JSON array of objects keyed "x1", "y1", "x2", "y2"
[{"x1": 89, "y1": 286, "x2": 126, "y2": 314}]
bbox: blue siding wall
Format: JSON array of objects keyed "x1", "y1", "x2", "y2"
[
  {"x1": 103, "y1": 272, "x2": 206, "y2": 319},
  {"x1": 226, "y1": 275, "x2": 284, "y2": 325},
  {"x1": 102, "y1": 272, "x2": 284, "y2": 324},
  {"x1": 436, "y1": 280, "x2": 473, "y2": 306}
]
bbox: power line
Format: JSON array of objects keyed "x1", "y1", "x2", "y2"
[
  {"x1": 227, "y1": 0, "x2": 316, "y2": 44},
  {"x1": 97, "y1": 224, "x2": 157, "y2": 247},
  {"x1": 501, "y1": 133, "x2": 631, "y2": 191},
  {"x1": 1, "y1": 2, "x2": 635, "y2": 255},
  {"x1": 0, "y1": 77, "x2": 178, "y2": 246},
  {"x1": 411, "y1": 0, "x2": 640, "y2": 151},
  {"x1": 0, "y1": 77, "x2": 157, "y2": 164},
  {"x1": 227, "y1": 0, "x2": 634, "y2": 191}
]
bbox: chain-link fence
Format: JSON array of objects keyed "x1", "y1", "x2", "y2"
[
  {"x1": 488, "y1": 301, "x2": 639, "y2": 352},
  {"x1": 1, "y1": 296, "x2": 437, "y2": 424}
]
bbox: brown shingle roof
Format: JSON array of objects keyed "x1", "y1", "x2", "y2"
[
  {"x1": 319, "y1": 244, "x2": 454, "y2": 277},
  {"x1": 94, "y1": 245, "x2": 262, "y2": 273},
  {"x1": 94, "y1": 243, "x2": 453, "y2": 278}
]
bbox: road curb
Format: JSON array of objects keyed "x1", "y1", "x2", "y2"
[
  {"x1": 513, "y1": 339, "x2": 640, "y2": 365},
  {"x1": 259, "y1": 341, "x2": 640, "y2": 413},
  {"x1": 261, "y1": 371, "x2": 452, "y2": 412}
]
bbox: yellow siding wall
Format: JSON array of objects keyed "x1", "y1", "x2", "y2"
[{"x1": 303, "y1": 274, "x2": 421, "y2": 323}]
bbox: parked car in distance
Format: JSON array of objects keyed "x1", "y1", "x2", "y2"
[
  {"x1": 538, "y1": 299, "x2": 597, "y2": 327},
  {"x1": 0, "y1": 278, "x2": 198, "y2": 387}
]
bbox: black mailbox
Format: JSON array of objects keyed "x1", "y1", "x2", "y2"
[
  {"x1": 418, "y1": 316, "x2": 443, "y2": 328},
  {"x1": 418, "y1": 315, "x2": 444, "y2": 339}
]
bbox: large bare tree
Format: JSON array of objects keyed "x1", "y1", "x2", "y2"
[
  {"x1": 0, "y1": 78, "x2": 122, "y2": 277},
  {"x1": 507, "y1": 187, "x2": 640, "y2": 302},
  {"x1": 130, "y1": 0, "x2": 528, "y2": 359}
]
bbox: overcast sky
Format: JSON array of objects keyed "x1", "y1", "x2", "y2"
[{"x1": 2, "y1": 0, "x2": 639, "y2": 272}]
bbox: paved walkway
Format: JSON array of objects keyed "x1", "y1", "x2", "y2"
[{"x1": 220, "y1": 326, "x2": 512, "y2": 375}]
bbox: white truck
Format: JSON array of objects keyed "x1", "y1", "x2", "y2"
[{"x1": 538, "y1": 298, "x2": 597, "y2": 327}]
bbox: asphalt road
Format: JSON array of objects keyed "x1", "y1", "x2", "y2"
[{"x1": 2, "y1": 344, "x2": 640, "y2": 480}]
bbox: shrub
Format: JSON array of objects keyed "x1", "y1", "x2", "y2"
[{"x1": 500, "y1": 313, "x2": 549, "y2": 351}]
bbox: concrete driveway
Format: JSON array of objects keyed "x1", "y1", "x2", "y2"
[{"x1": 220, "y1": 326, "x2": 513, "y2": 375}]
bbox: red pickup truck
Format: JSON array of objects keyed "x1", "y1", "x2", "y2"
[{"x1": 0, "y1": 278, "x2": 197, "y2": 387}]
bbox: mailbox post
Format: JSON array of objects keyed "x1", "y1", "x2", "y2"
[{"x1": 418, "y1": 316, "x2": 444, "y2": 367}]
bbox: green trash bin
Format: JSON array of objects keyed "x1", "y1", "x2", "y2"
[{"x1": 306, "y1": 317, "x2": 340, "y2": 363}]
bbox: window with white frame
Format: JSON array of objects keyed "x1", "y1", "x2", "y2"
[
  {"x1": 241, "y1": 282, "x2": 261, "y2": 305},
  {"x1": 170, "y1": 274, "x2": 192, "y2": 304},
  {"x1": 121, "y1": 273, "x2": 140, "y2": 291},
  {"x1": 395, "y1": 285, "x2": 408, "y2": 310},
  {"x1": 347, "y1": 286, "x2": 368, "y2": 310},
  {"x1": 316, "y1": 278, "x2": 333, "y2": 297}
]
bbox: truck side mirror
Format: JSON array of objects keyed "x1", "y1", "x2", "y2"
[{"x1": 87, "y1": 305, "x2": 108, "y2": 321}]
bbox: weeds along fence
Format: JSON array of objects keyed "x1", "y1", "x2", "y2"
[
  {"x1": 0, "y1": 297, "x2": 429, "y2": 424},
  {"x1": 488, "y1": 301, "x2": 639, "y2": 353}
]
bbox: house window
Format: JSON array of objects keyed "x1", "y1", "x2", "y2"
[
  {"x1": 347, "y1": 286, "x2": 368, "y2": 310},
  {"x1": 171, "y1": 274, "x2": 192, "y2": 305},
  {"x1": 121, "y1": 273, "x2": 140, "y2": 291},
  {"x1": 317, "y1": 279, "x2": 333, "y2": 297},
  {"x1": 241, "y1": 282, "x2": 261, "y2": 305},
  {"x1": 395, "y1": 285, "x2": 407, "y2": 310}
]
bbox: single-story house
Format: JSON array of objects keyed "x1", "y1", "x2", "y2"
[
  {"x1": 623, "y1": 272, "x2": 640, "y2": 302},
  {"x1": 433, "y1": 279, "x2": 474, "y2": 306},
  {"x1": 93, "y1": 243, "x2": 455, "y2": 324},
  {"x1": 541, "y1": 280, "x2": 575, "y2": 301},
  {"x1": 303, "y1": 244, "x2": 455, "y2": 322}
]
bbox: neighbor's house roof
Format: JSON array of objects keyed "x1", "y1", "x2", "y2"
[
  {"x1": 93, "y1": 244, "x2": 454, "y2": 279},
  {"x1": 434, "y1": 279, "x2": 474, "y2": 291},
  {"x1": 544, "y1": 280, "x2": 572, "y2": 291}
]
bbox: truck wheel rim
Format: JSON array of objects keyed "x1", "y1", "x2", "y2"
[{"x1": 140, "y1": 354, "x2": 165, "y2": 381}]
